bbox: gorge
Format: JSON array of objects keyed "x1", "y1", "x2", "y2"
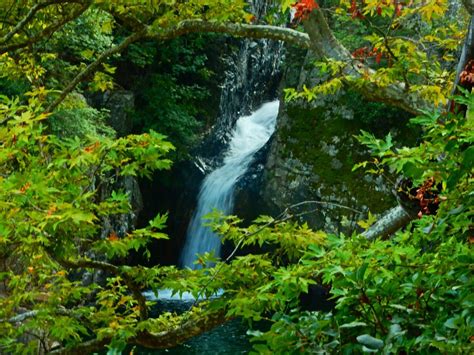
[{"x1": 0, "y1": 1, "x2": 471, "y2": 354}]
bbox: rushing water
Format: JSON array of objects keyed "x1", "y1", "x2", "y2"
[{"x1": 180, "y1": 100, "x2": 279, "y2": 268}]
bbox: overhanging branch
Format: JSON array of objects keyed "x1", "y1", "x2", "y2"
[
  {"x1": 49, "y1": 308, "x2": 229, "y2": 354},
  {"x1": 0, "y1": 1, "x2": 91, "y2": 55},
  {"x1": 44, "y1": 19, "x2": 308, "y2": 113},
  {"x1": 45, "y1": 29, "x2": 146, "y2": 113},
  {"x1": 0, "y1": 0, "x2": 81, "y2": 46},
  {"x1": 302, "y1": 10, "x2": 433, "y2": 114},
  {"x1": 43, "y1": 13, "x2": 435, "y2": 115},
  {"x1": 45, "y1": 250, "x2": 149, "y2": 320},
  {"x1": 362, "y1": 205, "x2": 416, "y2": 240},
  {"x1": 144, "y1": 20, "x2": 311, "y2": 49}
]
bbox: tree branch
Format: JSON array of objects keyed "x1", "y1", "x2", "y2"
[
  {"x1": 104, "y1": 6, "x2": 148, "y2": 33},
  {"x1": 45, "y1": 29, "x2": 146, "y2": 113},
  {"x1": 0, "y1": 0, "x2": 80, "y2": 46},
  {"x1": 45, "y1": 250, "x2": 149, "y2": 320},
  {"x1": 0, "y1": 1, "x2": 90, "y2": 55},
  {"x1": 361, "y1": 205, "x2": 417, "y2": 240},
  {"x1": 49, "y1": 308, "x2": 229, "y2": 354},
  {"x1": 42, "y1": 13, "x2": 434, "y2": 115},
  {"x1": 302, "y1": 10, "x2": 433, "y2": 114},
  {"x1": 144, "y1": 20, "x2": 311, "y2": 49},
  {"x1": 49, "y1": 338, "x2": 110, "y2": 354},
  {"x1": 448, "y1": 15, "x2": 474, "y2": 112},
  {"x1": 44, "y1": 19, "x2": 307, "y2": 113},
  {"x1": 4, "y1": 310, "x2": 39, "y2": 323},
  {"x1": 47, "y1": 199, "x2": 416, "y2": 354},
  {"x1": 133, "y1": 308, "x2": 228, "y2": 349}
]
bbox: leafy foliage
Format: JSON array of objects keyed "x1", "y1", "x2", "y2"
[
  {"x1": 0, "y1": 0, "x2": 472, "y2": 353},
  {"x1": 202, "y1": 93, "x2": 473, "y2": 354},
  {"x1": 286, "y1": 0, "x2": 466, "y2": 107},
  {"x1": 128, "y1": 36, "x2": 215, "y2": 159},
  {"x1": 48, "y1": 93, "x2": 115, "y2": 139},
  {"x1": 0, "y1": 91, "x2": 174, "y2": 353}
]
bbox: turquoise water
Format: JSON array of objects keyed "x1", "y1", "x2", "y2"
[
  {"x1": 135, "y1": 320, "x2": 251, "y2": 354},
  {"x1": 134, "y1": 292, "x2": 252, "y2": 354}
]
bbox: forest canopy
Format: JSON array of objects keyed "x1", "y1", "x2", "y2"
[{"x1": 0, "y1": 0, "x2": 472, "y2": 354}]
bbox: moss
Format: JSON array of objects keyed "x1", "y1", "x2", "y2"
[
  {"x1": 279, "y1": 91, "x2": 419, "y2": 214},
  {"x1": 49, "y1": 107, "x2": 115, "y2": 139}
]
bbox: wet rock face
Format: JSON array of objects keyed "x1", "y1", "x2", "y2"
[
  {"x1": 262, "y1": 49, "x2": 418, "y2": 234},
  {"x1": 82, "y1": 90, "x2": 143, "y2": 283},
  {"x1": 90, "y1": 90, "x2": 135, "y2": 137},
  {"x1": 150, "y1": 0, "x2": 285, "y2": 265},
  {"x1": 197, "y1": 0, "x2": 284, "y2": 168},
  {"x1": 233, "y1": 136, "x2": 273, "y2": 222}
]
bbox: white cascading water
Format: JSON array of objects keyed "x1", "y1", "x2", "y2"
[{"x1": 180, "y1": 100, "x2": 279, "y2": 268}]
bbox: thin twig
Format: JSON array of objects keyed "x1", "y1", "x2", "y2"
[
  {"x1": 0, "y1": 0, "x2": 63, "y2": 45},
  {"x1": 0, "y1": 2, "x2": 90, "y2": 55},
  {"x1": 44, "y1": 248, "x2": 149, "y2": 320},
  {"x1": 182, "y1": 199, "x2": 363, "y2": 323}
]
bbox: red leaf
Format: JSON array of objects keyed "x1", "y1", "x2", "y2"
[
  {"x1": 375, "y1": 52, "x2": 382, "y2": 64},
  {"x1": 350, "y1": 0, "x2": 357, "y2": 13},
  {"x1": 84, "y1": 141, "x2": 100, "y2": 153},
  {"x1": 292, "y1": 0, "x2": 319, "y2": 21},
  {"x1": 20, "y1": 182, "x2": 31, "y2": 193},
  {"x1": 396, "y1": 3, "x2": 403, "y2": 16},
  {"x1": 108, "y1": 231, "x2": 119, "y2": 242}
]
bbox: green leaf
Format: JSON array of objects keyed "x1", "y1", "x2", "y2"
[
  {"x1": 356, "y1": 334, "x2": 384, "y2": 349},
  {"x1": 149, "y1": 213, "x2": 168, "y2": 229},
  {"x1": 461, "y1": 146, "x2": 474, "y2": 169},
  {"x1": 355, "y1": 263, "x2": 369, "y2": 282},
  {"x1": 80, "y1": 49, "x2": 95, "y2": 60},
  {"x1": 444, "y1": 317, "x2": 459, "y2": 329},
  {"x1": 340, "y1": 321, "x2": 367, "y2": 328}
]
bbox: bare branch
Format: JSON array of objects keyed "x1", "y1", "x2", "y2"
[
  {"x1": 361, "y1": 205, "x2": 416, "y2": 240},
  {"x1": 4, "y1": 310, "x2": 39, "y2": 323},
  {"x1": 144, "y1": 20, "x2": 311, "y2": 49}
]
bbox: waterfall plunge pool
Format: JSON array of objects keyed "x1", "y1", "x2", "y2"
[
  {"x1": 137, "y1": 290, "x2": 251, "y2": 354},
  {"x1": 137, "y1": 101, "x2": 280, "y2": 353}
]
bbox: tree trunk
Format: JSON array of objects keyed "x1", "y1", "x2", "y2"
[{"x1": 362, "y1": 205, "x2": 417, "y2": 240}]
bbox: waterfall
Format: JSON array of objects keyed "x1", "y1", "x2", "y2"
[
  {"x1": 179, "y1": 0, "x2": 283, "y2": 268},
  {"x1": 180, "y1": 101, "x2": 279, "y2": 268}
]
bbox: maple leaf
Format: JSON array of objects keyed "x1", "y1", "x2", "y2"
[
  {"x1": 108, "y1": 231, "x2": 119, "y2": 242},
  {"x1": 292, "y1": 0, "x2": 319, "y2": 21},
  {"x1": 375, "y1": 52, "x2": 382, "y2": 64},
  {"x1": 84, "y1": 141, "x2": 100, "y2": 153},
  {"x1": 19, "y1": 182, "x2": 31, "y2": 193}
]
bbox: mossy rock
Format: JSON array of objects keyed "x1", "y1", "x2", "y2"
[{"x1": 264, "y1": 89, "x2": 419, "y2": 233}]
